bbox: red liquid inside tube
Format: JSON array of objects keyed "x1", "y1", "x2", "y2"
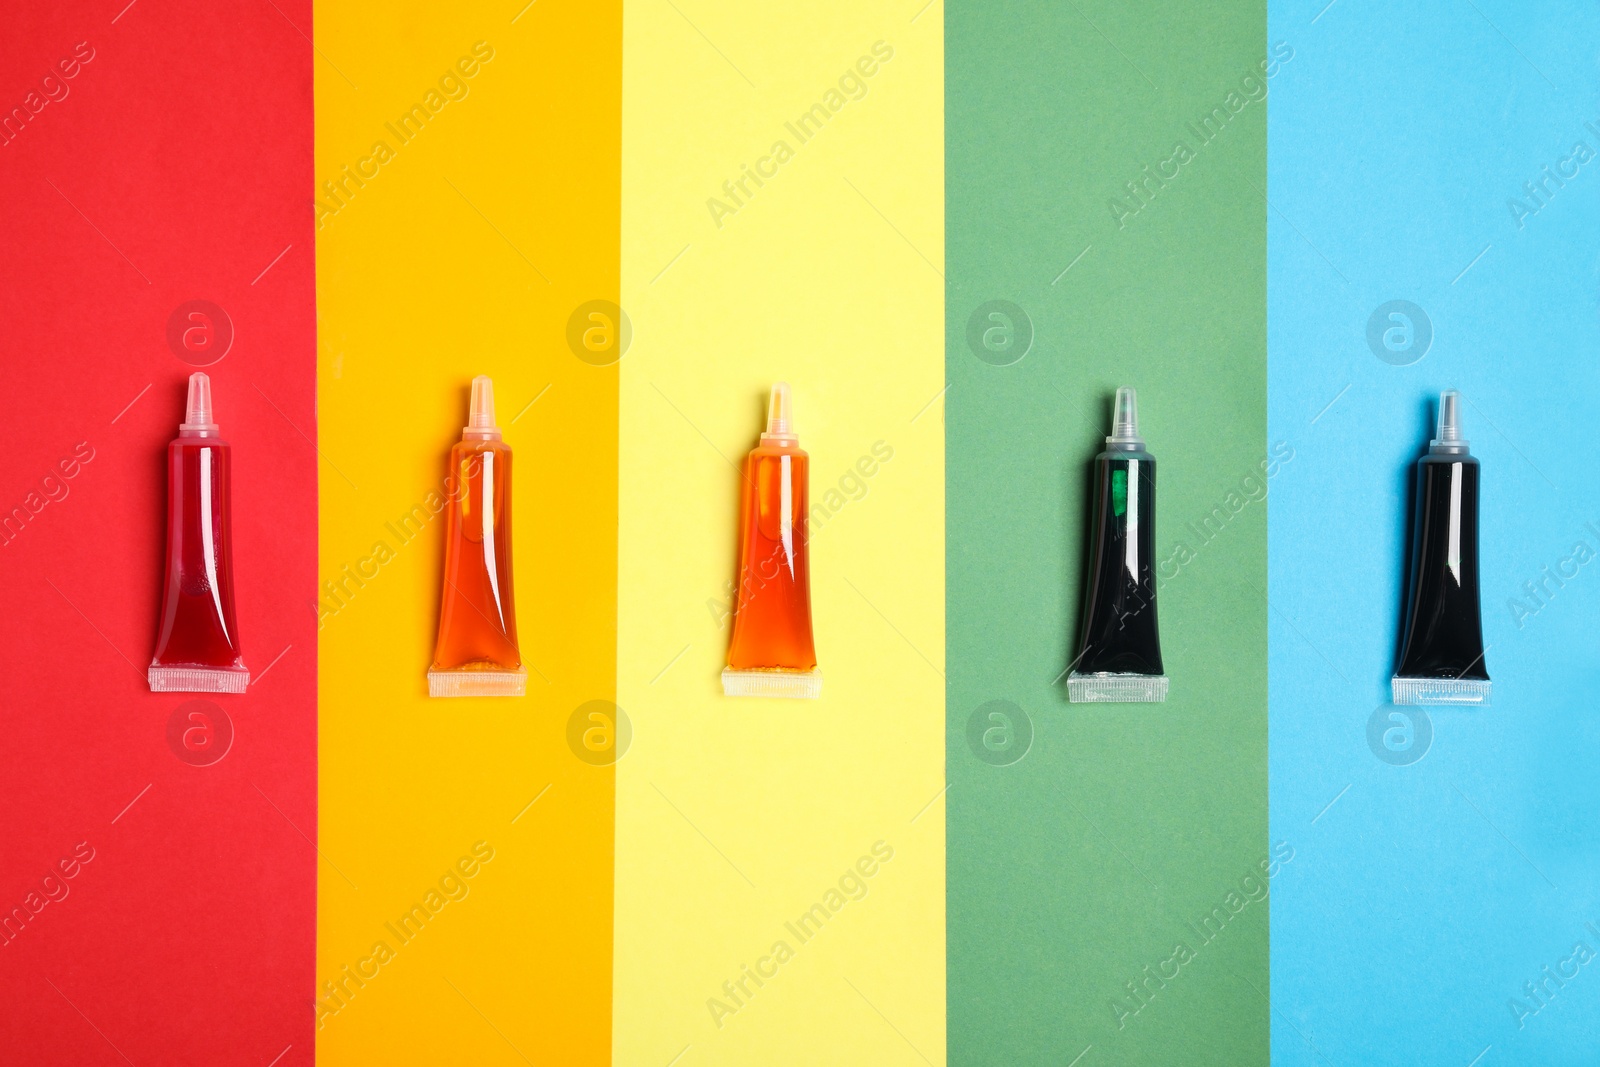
[{"x1": 149, "y1": 373, "x2": 248, "y2": 693}]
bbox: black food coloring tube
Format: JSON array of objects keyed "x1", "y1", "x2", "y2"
[
  {"x1": 1068, "y1": 387, "x2": 1168, "y2": 703},
  {"x1": 1393, "y1": 390, "x2": 1490, "y2": 705}
]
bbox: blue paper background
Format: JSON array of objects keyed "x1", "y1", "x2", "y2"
[{"x1": 1268, "y1": 2, "x2": 1600, "y2": 1064}]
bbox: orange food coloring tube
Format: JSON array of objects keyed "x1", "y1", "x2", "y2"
[
  {"x1": 148, "y1": 373, "x2": 250, "y2": 693},
  {"x1": 427, "y1": 376, "x2": 526, "y2": 697},
  {"x1": 723, "y1": 383, "x2": 820, "y2": 699}
]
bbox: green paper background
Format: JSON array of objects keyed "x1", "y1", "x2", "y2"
[{"x1": 946, "y1": 2, "x2": 1270, "y2": 1064}]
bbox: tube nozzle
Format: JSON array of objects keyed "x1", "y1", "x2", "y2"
[
  {"x1": 1429, "y1": 389, "x2": 1469, "y2": 454},
  {"x1": 1106, "y1": 386, "x2": 1145, "y2": 451},
  {"x1": 465, "y1": 375, "x2": 501, "y2": 439},
  {"x1": 761, "y1": 382, "x2": 796, "y2": 443},
  {"x1": 179, "y1": 372, "x2": 219, "y2": 436}
]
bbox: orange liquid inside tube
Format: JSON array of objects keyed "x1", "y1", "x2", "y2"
[
  {"x1": 723, "y1": 383, "x2": 820, "y2": 699},
  {"x1": 428, "y1": 376, "x2": 526, "y2": 697}
]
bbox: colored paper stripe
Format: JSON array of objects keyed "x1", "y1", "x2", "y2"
[
  {"x1": 1267, "y1": 3, "x2": 1600, "y2": 1063},
  {"x1": 946, "y1": 2, "x2": 1270, "y2": 1063},
  {"x1": 19, "y1": 3, "x2": 1597, "y2": 1061},
  {"x1": 614, "y1": 4, "x2": 945, "y2": 1062},
  {"x1": 313, "y1": 2, "x2": 619, "y2": 1063},
  {"x1": 0, "y1": 1, "x2": 317, "y2": 1061}
]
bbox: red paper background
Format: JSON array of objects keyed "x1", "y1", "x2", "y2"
[{"x1": 0, "y1": 2, "x2": 315, "y2": 1062}]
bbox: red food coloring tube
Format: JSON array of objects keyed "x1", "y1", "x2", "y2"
[{"x1": 148, "y1": 373, "x2": 249, "y2": 693}]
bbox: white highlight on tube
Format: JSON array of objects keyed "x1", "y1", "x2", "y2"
[
  {"x1": 199, "y1": 448, "x2": 232, "y2": 645},
  {"x1": 1124, "y1": 460, "x2": 1140, "y2": 581},
  {"x1": 1447, "y1": 462, "x2": 1462, "y2": 583},
  {"x1": 481, "y1": 450, "x2": 506, "y2": 629},
  {"x1": 780, "y1": 453, "x2": 794, "y2": 578}
]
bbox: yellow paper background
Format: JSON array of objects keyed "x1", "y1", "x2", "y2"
[{"x1": 616, "y1": 4, "x2": 946, "y2": 1063}]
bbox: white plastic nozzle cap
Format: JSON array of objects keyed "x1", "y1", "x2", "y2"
[
  {"x1": 761, "y1": 382, "x2": 796, "y2": 442},
  {"x1": 465, "y1": 375, "x2": 501, "y2": 438},
  {"x1": 1106, "y1": 386, "x2": 1145, "y2": 451},
  {"x1": 1430, "y1": 389, "x2": 1470, "y2": 454},
  {"x1": 179, "y1": 372, "x2": 219, "y2": 435}
]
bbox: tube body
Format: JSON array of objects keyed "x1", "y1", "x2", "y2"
[
  {"x1": 728, "y1": 442, "x2": 815, "y2": 668},
  {"x1": 149, "y1": 435, "x2": 249, "y2": 692},
  {"x1": 1394, "y1": 452, "x2": 1488, "y2": 701},
  {"x1": 1068, "y1": 449, "x2": 1166, "y2": 701},
  {"x1": 429, "y1": 440, "x2": 525, "y2": 696},
  {"x1": 724, "y1": 441, "x2": 818, "y2": 694}
]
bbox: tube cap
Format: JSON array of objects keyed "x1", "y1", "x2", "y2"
[
  {"x1": 1429, "y1": 389, "x2": 1470, "y2": 454},
  {"x1": 1105, "y1": 386, "x2": 1145, "y2": 451},
  {"x1": 464, "y1": 375, "x2": 502, "y2": 439},
  {"x1": 760, "y1": 382, "x2": 797, "y2": 444},
  {"x1": 179, "y1": 372, "x2": 220, "y2": 437}
]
